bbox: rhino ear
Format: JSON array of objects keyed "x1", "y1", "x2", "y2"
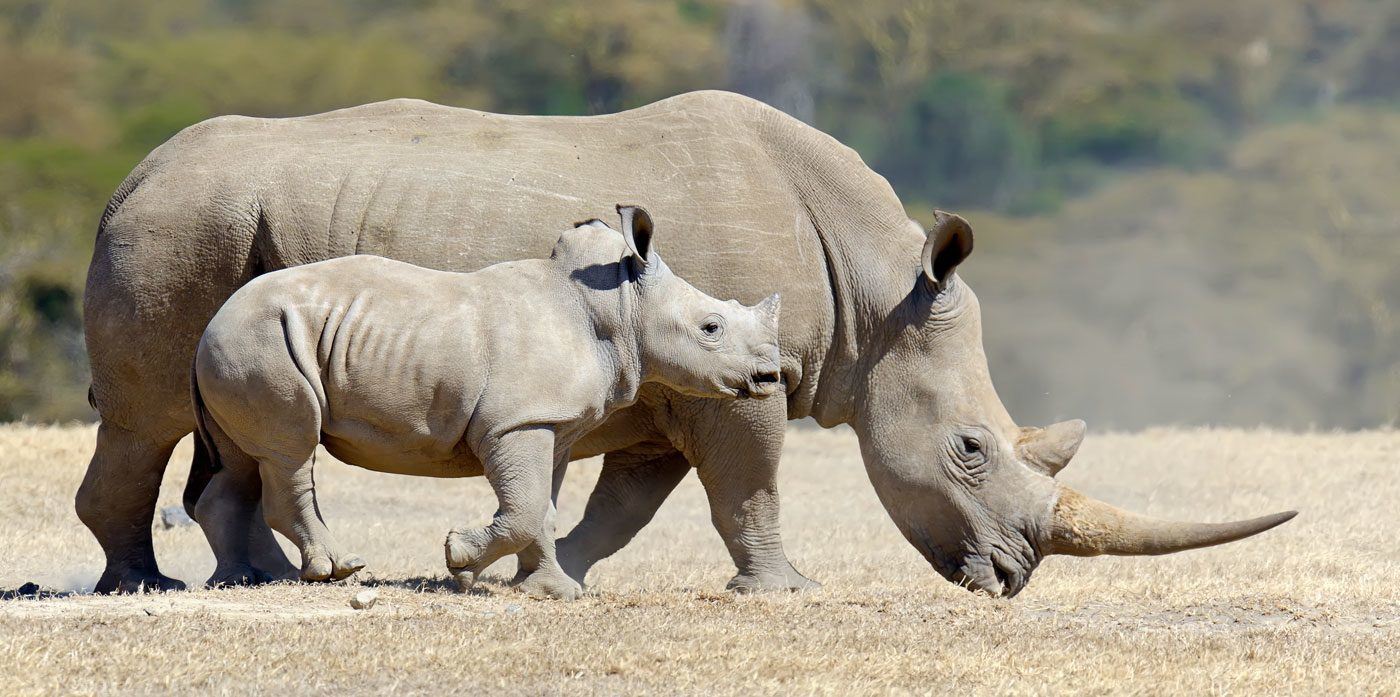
[
  {"x1": 616, "y1": 204, "x2": 655, "y2": 270},
  {"x1": 921, "y1": 210, "x2": 974, "y2": 291},
  {"x1": 1018, "y1": 419, "x2": 1087, "y2": 477}
]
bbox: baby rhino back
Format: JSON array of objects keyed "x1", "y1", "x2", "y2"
[{"x1": 197, "y1": 256, "x2": 521, "y2": 476}]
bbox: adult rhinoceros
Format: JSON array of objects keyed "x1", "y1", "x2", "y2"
[{"x1": 79, "y1": 91, "x2": 1294, "y2": 595}]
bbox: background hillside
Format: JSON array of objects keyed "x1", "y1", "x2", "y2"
[{"x1": 2, "y1": 0, "x2": 1397, "y2": 427}]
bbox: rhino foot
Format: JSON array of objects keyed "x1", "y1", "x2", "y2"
[
  {"x1": 513, "y1": 568, "x2": 583, "y2": 601},
  {"x1": 206, "y1": 565, "x2": 274, "y2": 588},
  {"x1": 94, "y1": 567, "x2": 186, "y2": 594},
  {"x1": 301, "y1": 553, "x2": 366, "y2": 582},
  {"x1": 725, "y1": 566, "x2": 821, "y2": 594},
  {"x1": 445, "y1": 527, "x2": 495, "y2": 577}
]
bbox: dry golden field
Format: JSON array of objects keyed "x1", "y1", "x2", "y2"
[{"x1": 0, "y1": 423, "x2": 1395, "y2": 694}]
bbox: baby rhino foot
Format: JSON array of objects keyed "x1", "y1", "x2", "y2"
[
  {"x1": 444, "y1": 527, "x2": 494, "y2": 577},
  {"x1": 301, "y1": 552, "x2": 366, "y2": 582},
  {"x1": 515, "y1": 567, "x2": 583, "y2": 600}
]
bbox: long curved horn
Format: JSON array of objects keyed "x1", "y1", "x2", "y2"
[{"x1": 1045, "y1": 486, "x2": 1297, "y2": 557}]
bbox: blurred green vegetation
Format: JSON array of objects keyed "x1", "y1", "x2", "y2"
[{"x1": 0, "y1": 0, "x2": 1397, "y2": 426}]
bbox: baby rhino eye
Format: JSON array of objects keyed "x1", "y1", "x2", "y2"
[{"x1": 700, "y1": 315, "x2": 724, "y2": 338}]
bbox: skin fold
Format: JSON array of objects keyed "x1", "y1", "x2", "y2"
[
  {"x1": 80, "y1": 91, "x2": 1292, "y2": 595},
  {"x1": 191, "y1": 208, "x2": 782, "y2": 598}
]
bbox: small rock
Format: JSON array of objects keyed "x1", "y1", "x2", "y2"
[
  {"x1": 159, "y1": 506, "x2": 196, "y2": 529},
  {"x1": 504, "y1": 603, "x2": 524, "y2": 615},
  {"x1": 350, "y1": 589, "x2": 379, "y2": 610}
]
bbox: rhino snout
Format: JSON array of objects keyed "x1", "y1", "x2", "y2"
[
  {"x1": 740, "y1": 367, "x2": 782, "y2": 399},
  {"x1": 728, "y1": 361, "x2": 784, "y2": 400}
]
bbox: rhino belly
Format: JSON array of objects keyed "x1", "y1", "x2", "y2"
[{"x1": 320, "y1": 433, "x2": 483, "y2": 479}]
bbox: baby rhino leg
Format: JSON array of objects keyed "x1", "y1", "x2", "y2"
[
  {"x1": 446, "y1": 428, "x2": 562, "y2": 593},
  {"x1": 509, "y1": 502, "x2": 583, "y2": 600},
  {"x1": 510, "y1": 455, "x2": 582, "y2": 599},
  {"x1": 259, "y1": 453, "x2": 365, "y2": 582}
]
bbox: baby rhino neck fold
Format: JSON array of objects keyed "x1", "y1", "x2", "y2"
[{"x1": 548, "y1": 243, "x2": 646, "y2": 414}]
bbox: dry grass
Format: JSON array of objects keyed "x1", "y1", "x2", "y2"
[{"x1": 0, "y1": 424, "x2": 1395, "y2": 694}]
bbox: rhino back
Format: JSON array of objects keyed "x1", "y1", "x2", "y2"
[{"x1": 90, "y1": 92, "x2": 850, "y2": 424}]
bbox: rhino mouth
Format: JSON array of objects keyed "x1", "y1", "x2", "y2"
[
  {"x1": 723, "y1": 370, "x2": 782, "y2": 399},
  {"x1": 949, "y1": 558, "x2": 1027, "y2": 598},
  {"x1": 914, "y1": 531, "x2": 1036, "y2": 598}
]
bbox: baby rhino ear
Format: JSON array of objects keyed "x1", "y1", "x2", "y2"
[{"x1": 616, "y1": 204, "x2": 655, "y2": 269}]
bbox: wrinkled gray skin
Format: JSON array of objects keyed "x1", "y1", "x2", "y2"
[
  {"x1": 191, "y1": 208, "x2": 781, "y2": 599},
  {"x1": 80, "y1": 91, "x2": 1294, "y2": 595}
]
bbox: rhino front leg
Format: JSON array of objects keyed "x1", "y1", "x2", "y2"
[
  {"x1": 508, "y1": 501, "x2": 582, "y2": 600},
  {"x1": 509, "y1": 452, "x2": 582, "y2": 598},
  {"x1": 446, "y1": 427, "x2": 577, "y2": 597},
  {"x1": 688, "y1": 397, "x2": 818, "y2": 593}
]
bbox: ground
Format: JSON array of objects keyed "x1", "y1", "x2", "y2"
[{"x1": 0, "y1": 424, "x2": 1395, "y2": 694}]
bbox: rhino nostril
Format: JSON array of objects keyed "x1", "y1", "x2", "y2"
[{"x1": 753, "y1": 371, "x2": 780, "y2": 385}]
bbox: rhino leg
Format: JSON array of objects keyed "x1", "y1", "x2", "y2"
[
  {"x1": 246, "y1": 502, "x2": 298, "y2": 581},
  {"x1": 446, "y1": 428, "x2": 558, "y2": 591},
  {"x1": 554, "y1": 450, "x2": 692, "y2": 586},
  {"x1": 259, "y1": 453, "x2": 365, "y2": 583},
  {"x1": 186, "y1": 433, "x2": 297, "y2": 582},
  {"x1": 196, "y1": 452, "x2": 270, "y2": 587},
  {"x1": 75, "y1": 422, "x2": 187, "y2": 593},
  {"x1": 183, "y1": 431, "x2": 298, "y2": 582},
  {"x1": 510, "y1": 454, "x2": 563, "y2": 571},
  {"x1": 688, "y1": 396, "x2": 818, "y2": 593},
  {"x1": 509, "y1": 452, "x2": 582, "y2": 599},
  {"x1": 509, "y1": 502, "x2": 582, "y2": 600}
]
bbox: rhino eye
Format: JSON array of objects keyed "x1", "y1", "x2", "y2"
[
  {"x1": 700, "y1": 315, "x2": 725, "y2": 339},
  {"x1": 961, "y1": 436, "x2": 982, "y2": 454}
]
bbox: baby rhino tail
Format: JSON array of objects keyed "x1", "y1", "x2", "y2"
[{"x1": 184, "y1": 360, "x2": 223, "y2": 519}]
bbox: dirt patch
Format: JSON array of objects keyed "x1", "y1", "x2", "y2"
[{"x1": 1, "y1": 425, "x2": 1396, "y2": 694}]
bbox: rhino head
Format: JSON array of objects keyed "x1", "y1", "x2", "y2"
[
  {"x1": 607, "y1": 204, "x2": 783, "y2": 401},
  {"x1": 852, "y1": 211, "x2": 1296, "y2": 597}
]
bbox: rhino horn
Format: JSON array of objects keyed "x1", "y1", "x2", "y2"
[
  {"x1": 1045, "y1": 486, "x2": 1297, "y2": 557},
  {"x1": 756, "y1": 293, "x2": 781, "y2": 324},
  {"x1": 1018, "y1": 419, "x2": 1086, "y2": 476}
]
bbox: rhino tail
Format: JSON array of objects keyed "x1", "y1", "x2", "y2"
[{"x1": 184, "y1": 360, "x2": 223, "y2": 520}]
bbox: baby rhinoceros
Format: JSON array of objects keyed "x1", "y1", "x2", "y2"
[{"x1": 190, "y1": 205, "x2": 782, "y2": 599}]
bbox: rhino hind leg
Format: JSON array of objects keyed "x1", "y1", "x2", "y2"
[
  {"x1": 246, "y1": 502, "x2": 299, "y2": 581},
  {"x1": 554, "y1": 449, "x2": 693, "y2": 587},
  {"x1": 195, "y1": 455, "x2": 265, "y2": 587},
  {"x1": 76, "y1": 422, "x2": 187, "y2": 594},
  {"x1": 188, "y1": 419, "x2": 296, "y2": 586},
  {"x1": 258, "y1": 453, "x2": 365, "y2": 583}
]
